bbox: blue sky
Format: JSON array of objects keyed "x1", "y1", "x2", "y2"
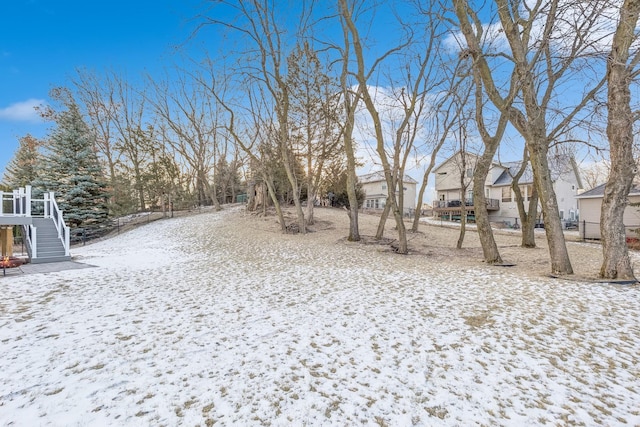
[{"x1": 0, "y1": 0, "x2": 203, "y2": 179}]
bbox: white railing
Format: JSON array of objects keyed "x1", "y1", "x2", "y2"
[
  {"x1": 46, "y1": 192, "x2": 70, "y2": 256},
  {"x1": 0, "y1": 185, "x2": 31, "y2": 217},
  {"x1": 23, "y1": 224, "x2": 37, "y2": 259}
]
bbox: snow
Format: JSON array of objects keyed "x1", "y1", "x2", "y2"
[{"x1": 1, "y1": 206, "x2": 640, "y2": 426}]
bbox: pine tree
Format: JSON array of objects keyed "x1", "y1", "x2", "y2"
[
  {"x1": 2, "y1": 134, "x2": 43, "y2": 188},
  {"x1": 41, "y1": 96, "x2": 110, "y2": 231}
]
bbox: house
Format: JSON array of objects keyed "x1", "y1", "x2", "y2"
[
  {"x1": 359, "y1": 171, "x2": 417, "y2": 214},
  {"x1": 432, "y1": 151, "x2": 583, "y2": 226},
  {"x1": 576, "y1": 184, "x2": 640, "y2": 239},
  {"x1": 0, "y1": 186, "x2": 71, "y2": 264}
]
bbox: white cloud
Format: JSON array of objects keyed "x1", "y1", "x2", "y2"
[{"x1": 0, "y1": 98, "x2": 45, "y2": 122}]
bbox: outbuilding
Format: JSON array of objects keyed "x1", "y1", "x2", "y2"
[{"x1": 575, "y1": 183, "x2": 640, "y2": 239}]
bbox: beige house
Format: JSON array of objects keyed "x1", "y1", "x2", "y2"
[
  {"x1": 432, "y1": 151, "x2": 583, "y2": 227},
  {"x1": 359, "y1": 171, "x2": 417, "y2": 214},
  {"x1": 576, "y1": 184, "x2": 640, "y2": 239}
]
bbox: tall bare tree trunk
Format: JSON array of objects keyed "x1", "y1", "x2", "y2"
[
  {"x1": 600, "y1": 0, "x2": 640, "y2": 280},
  {"x1": 473, "y1": 153, "x2": 502, "y2": 263},
  {"x1": 456, "y1": 163, "x2": 467, "y2": 249},
  {"x1": 263, "y1": 172, "x2": 286, "y2": 233},
  {"x1": 344, "y1": 121, "x2": 360, "y2": 242},
  {"x1": 510, "y1": 148, "x2": 537, "y2": 248},
  {"x1": 528, "y1": 140, "x2": 573, "y2": 275},
  {"x1": 520, "y1": 189, "x2": 538, "y2": 248},
  {"x1": 375, "y1": 198, "x2": 391, "y2": 239}
]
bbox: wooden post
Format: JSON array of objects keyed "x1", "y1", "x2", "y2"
[{"x1": 1, "y1": 226, "x2": 13, "y2": 257}]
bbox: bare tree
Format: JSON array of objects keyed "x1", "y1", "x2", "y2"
[
  {"x1": 335, "y1": 1, "x2": 363, "y2": 242},
  {"x1": 339, "y1": 0, "x2": 421, "y2": 254},
  {"x1": 148, "y1": 68, "x2": 222, "y2": 210},
  {"x1": 509, "y1": 148, "x2": 539, "y2": 248},
  {"x1": 469, "y1": 62, "x2": 513, "y2": 262},
  {"x1": 600, "y1": 0, "x2": 640, "y2": 280},
  {"x1": 199, "y1": 0, "x2": 309, "y2": 233},
  {"x1": 454, "y1": 0, "x2": 608, "y2": 275},
  {"x1": 210, "y1": 77, "x2": 289, "y2": 232},
  {"x1": 107, "y1": 76, "x2": 154, "y2": 211},
  {"x1": 72, "y1": 69, "x2": 122, "y2": 187},
  {"x1": 410, "y1": 60, "x2": 462, "y2": 233},
  {"x1": 581, "y1": 155, "x2": 611, "y2": 190},
  {"x1": 286, "y1": 41, "x2": 343, "y2": 225}
]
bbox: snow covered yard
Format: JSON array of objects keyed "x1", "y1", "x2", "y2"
[{"x1": 1, "y1": 206, "x2": 639, "y2": 426}]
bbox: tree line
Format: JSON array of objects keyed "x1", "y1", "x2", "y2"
[{"x1": 2, "y1": 0, "x2": 639, "y2": 280}]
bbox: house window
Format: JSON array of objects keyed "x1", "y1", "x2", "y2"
[
  {"x1": 382, "y1": 184, "x2": 387, "y2": 190},
  {"x1": 502, "y1": 187, "x2": 512, "y2": 202},
  {"x1": 570, "y1": 210, "x2": 576, "y2": 220},
  {"x1": 560, "y1": 210, "x2": 564, "y2": 220},
  {"x1": 466, "y1": 168, "x2": 473, "y2": 178},
  {"x1": 375, "y1": 199, "x2": 380, "y2": 209},
  {"x1": 526, "y1": 185, "x2": 533, "y2": 201}
]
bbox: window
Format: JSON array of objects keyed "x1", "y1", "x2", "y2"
[
  {"x1": 570, "y1": 210, "x2": 576, "y2": 220},
  {"x1": 466, "y1": 168, "x2": 473, "y2": 178},
  {"x1": 502, "y1": 186, "x2": 512, "y2": 202},
  {"x1": 526, "y1": 185, "x2": 533, "y2": 201},
  {"x1": 559, "y1": 210, "x2": 564, "y2": 220},
  {"x1": 382, "y1": 184, "x2": 387, "y2": 190},
  {"x1": 375, "y1": 199, "x2": 380, "y2": 209}
]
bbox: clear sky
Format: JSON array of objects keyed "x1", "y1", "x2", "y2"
[{"x1": 0, "y1": 0, "x2": 203, "y2": 179}]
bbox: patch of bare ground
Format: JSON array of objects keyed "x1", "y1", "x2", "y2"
[{"x1": 241, "y1": 206, "x2": 624, "y2": 281}]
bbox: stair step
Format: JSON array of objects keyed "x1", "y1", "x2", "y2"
[
  {"x1": 31, "y1": 255, "x2": 71, "y2": 264},
  {"x1": 28, "y1": 217, "x2": 71, "y2": 265}
]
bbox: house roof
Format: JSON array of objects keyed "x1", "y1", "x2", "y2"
[
  {"x1": 359, "y1": 170, "x2": 418, "y2": 184},
  {"x1": 576, "y1": 183, "x2": 640, "y2": 199},
  {"x1": 492, "y1": 162, "x2": 534, "y2": 187}
]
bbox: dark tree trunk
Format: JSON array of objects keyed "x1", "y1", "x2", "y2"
[
  {"x1": 474, "y1": 153, "x2": 502, "y2": 263},
  {"x1": 376, "y1": 198, "x2": 392, "y2": 240},
  {"x1": 600, "y1": 0, "x2": 639, "y2": 280}
]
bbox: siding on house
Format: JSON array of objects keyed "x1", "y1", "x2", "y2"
[
  {"x1": 576, "y1": 184, "x2": 640, "y2": 239},
  {"x1": 359, "y1": 171, "x2": 417, "y2": 212}
]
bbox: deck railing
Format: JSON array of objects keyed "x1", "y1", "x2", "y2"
[
  {"x1": 0, "y1": 186, "x2": 31, "y2": 217},
  {"x1": 433, "y1": 198, "x2": 500, "y2": 210}
]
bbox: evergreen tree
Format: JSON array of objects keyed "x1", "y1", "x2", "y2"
[
  {"x1": 41, "y1": 95, "x2": 110, "y2": 231},
  {"x1": 2, "y1": 134, "x2": 43, "y2": 188}
]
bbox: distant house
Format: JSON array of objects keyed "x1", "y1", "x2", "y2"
[
  {"x1": 432, "y1": 151, "x2": 583, "y2": 226},
  {"x1": 359, "y1": 171, "x2": 417, "y2": 214},
  {"x1": 576, "y1": 184, "x2": 640, "y2": 239}
]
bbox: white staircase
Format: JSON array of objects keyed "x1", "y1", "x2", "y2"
[{"x1": 30, "y1": 217, "x2": 71, "y2": 264}]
